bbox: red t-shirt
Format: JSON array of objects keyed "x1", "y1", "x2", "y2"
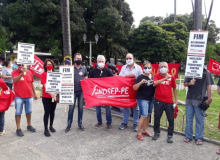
[
  {"x1": 12, "y1": 69, "x2": 34, "y2": 98},
  {"x1": 153, "y1": 73, "x2": 177, "y2": 103},
  {"x1": 41, "y1": 72, "x2": 51, "y2": 98}
]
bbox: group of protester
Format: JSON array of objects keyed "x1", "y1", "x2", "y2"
[{"x1": 0, "y1": 53, "x2": 218, "y2": 149}]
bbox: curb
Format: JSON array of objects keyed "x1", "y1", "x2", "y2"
[{"x1": 88, "y1": 107, "x2": 220, "y2": 146}]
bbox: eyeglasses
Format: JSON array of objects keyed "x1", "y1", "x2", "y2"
[
  {"x1": 144, "y1": 67, "x2": 151, "y2": 69},
  {"x1": 47, "y1": 64, "x2": 52, "y2": 66},
  {"x1": 100, "y1": 70, "x2": 103, "y2": 76},
  {"x1": 126, "y1": 58, "x2": 132, "y2": 60},
  {"x1": 17, "y1": 64, "x2": 24, "y2": 66}
]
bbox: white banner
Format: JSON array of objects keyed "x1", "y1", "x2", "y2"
[
  {"x1": 185, "y1": 31, "x2": 208, "y2": 79},
  {"x1": 17, "y1": 42, "x2": 35, "y2": 65},
  {"x1": 59, "y1": 66, "x2": 74, "y2": 104},
  {"x1": 46, "y1": 72, "x2": 62, "y2": 93}
]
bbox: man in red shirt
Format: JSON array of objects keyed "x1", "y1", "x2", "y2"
[
  {"x1": 12, "y1": 64, "x2": 38, "y2": 137},
  {"x1": 152, "y1": 62, "x2": 178, "y2": 143}
]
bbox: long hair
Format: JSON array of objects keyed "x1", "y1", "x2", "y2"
[{"x1": 43, "y1": 59, "x2": 55, "y2": 72}]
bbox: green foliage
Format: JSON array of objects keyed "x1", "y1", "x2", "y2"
[{"x1": 127, "y1": 22, "x2": 188, "y2": 63}]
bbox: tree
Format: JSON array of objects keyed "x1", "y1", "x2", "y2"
[
  {"x1": 127, "y1": 22, "x2": 187, "y2": 63},
  {"x1": 76, "y1": 0, "x2": 134, "y2": 62}
]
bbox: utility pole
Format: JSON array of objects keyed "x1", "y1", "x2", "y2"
[
  {"x1": 194, "y1": 0, "x2": 202, "y2": 30},
  {"x1": 174, "y1": 0, "x2": 176, "y2": 22}
]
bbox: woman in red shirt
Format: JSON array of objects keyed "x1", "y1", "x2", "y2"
[{"x1": 41, "y1": 59, "x2": 57, "y2": 137}]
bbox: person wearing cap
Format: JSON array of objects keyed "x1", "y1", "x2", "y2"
[{"x1": 12, "y1": 64, "x2": 38, "y2": 137}]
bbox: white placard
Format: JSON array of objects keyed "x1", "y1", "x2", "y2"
[
  {"x1": 59, "y1": 66, "x2": 74, "y2": 104},
  {"x1": 185, "y1": 31, "x2": 208, "y2": 79},
  {"x1": 46, "y1": 72, "x2": 62, "y2": 93},
  {"x1": 17, "y1": 42, "x2": 35, "y2": 65}
]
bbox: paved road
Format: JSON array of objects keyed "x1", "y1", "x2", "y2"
[{"x1": 1, "y1": 99, "x2": 220, "y2": 160}]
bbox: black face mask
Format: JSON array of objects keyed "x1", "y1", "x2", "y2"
[{"x1": 75, "y1": 60, "x2": 82, "y2": 65}]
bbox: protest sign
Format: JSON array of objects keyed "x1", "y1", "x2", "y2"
[
  {"x1": 17, "y1": 42, "x2": 35, "y2": 65},
  {"x1": 59, "y1": 66, "x2": 74, "y2": 104},
  {"x1": 46, "y1": 72, "x2": 62, "y2": 93},
  {"x1": 81, "y1": 77, "x2": 137, "y2": 109},
  {"x1": 185, "y1": 31, "x2": 208, "y2": 79}
]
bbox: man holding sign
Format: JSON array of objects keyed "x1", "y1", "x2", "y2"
[
  {"x1": 12, "y1": 64, "x2": 38, "y2": 137},
  {"x1": 65, "y1": 53, "x2": 88, "y2": 133}
]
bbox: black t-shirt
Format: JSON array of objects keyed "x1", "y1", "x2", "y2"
[
  {"x1": 89, "y1": 67, "x2": 113, "y2": 78},
  {"x1": 135, "y1": 74, "x2": 155, "y2": 100},
  {"x1": 218, "y1": 78, "x2": 220, "y2": 86}
]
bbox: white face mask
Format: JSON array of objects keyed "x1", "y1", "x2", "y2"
[
  {"x1": 97, "y1": 63, "x2": 105, "y2": 69},
  {"x1": 144, "y1": 69, "x2": 152, "y2": 74},
  {"x1": 160, "y1": 67, "x2": 168, "y2": 74},
  {"x1": 126, "y1": 59, "x2": 134, "y2": 65}
]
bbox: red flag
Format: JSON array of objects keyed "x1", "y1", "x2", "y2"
[
  {"x1": 92, "y1": 63, "x2": 180, "y2": 79},
  {"x1": 173, "y1": 106, "x2": 179, "y2": 119},
  {"x1": 0, "y1": 79, "x2": 15, "y2": 112},
  {"x1": 81, "y1": 76, "x2": 138, "y2": 109},
  {"x1": 29, "y1": 55, "x2": 44, "y2": 79},
  {"x1": 208, "y1": 58, "x2": 220, "y2": 75}
]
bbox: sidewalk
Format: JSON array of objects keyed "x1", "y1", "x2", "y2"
[{"x1": 1, "y1": 99, "x2": 220, "y2": 160}]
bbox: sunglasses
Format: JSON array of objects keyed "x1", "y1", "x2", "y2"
[
  {"x1": 126, "y1": 58, "x2": 132, "y2": 60},
  {"x1": 17, "y1": 64, "x2": 24, "y2": 66},
  {"x1": 144, "y1": 67, "x2": 151, "y2": 69}
]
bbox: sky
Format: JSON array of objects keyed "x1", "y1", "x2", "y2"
[{"x1": 125, "y1": 0, "x2": 220, "y2": 29}]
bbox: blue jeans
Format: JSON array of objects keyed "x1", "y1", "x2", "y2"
[
  {"x1": 0, "y1": 112, "x2": 5, "y2": 132},
  {"x1": 185, "y1": 104, "x2": 205, "y2": 141},
  {"x1": 122, "y1": 106, "x2": 139, "y2": 125},
  {"x1": 67, "y1": 91, "x2": 84, "y2": 126},
  {"x1": 96, "y1": 106, "x2": 112, "y2": 125},
  {"x1": 15, "y1": 97, "x2": 33, "y2": 115},
  {"x1": 137, "y1": 100, "x2": 154, "y2": 117}
]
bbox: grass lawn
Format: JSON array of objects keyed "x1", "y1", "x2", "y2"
[{"x1": 159, "y1": 89, "x2": 220, "y2": 141}]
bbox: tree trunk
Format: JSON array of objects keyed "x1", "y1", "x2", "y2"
[
  {"x1": 195, "y1": 0, "x2": 202, "y2": 30},
  {"x1": 61, "y1": 0, "x2": 72, "y2": 58}
]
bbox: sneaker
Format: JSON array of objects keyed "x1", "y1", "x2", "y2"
[
  {"x1": 78, "y1": 125, "x2": 84, "y2": 131},
  {"x1": 152, "y1": 133, "x2": 160, "y2": 140},
  {"x1": 65, "y1": 125, "x2": 71, "y2": 133},
  {"x1": 49, "y1": 126, "x2": 56, "y2": 133},
  {"x1": 106, "y1": 124, "x2": 112, "y2": 130},
  {"x1": 167, "y1": 137, "x2": 173, "y2": 143},
  {"x1": 95, "y1": 122, "x2": 102, "y2": 128},
  {"x1": 0, "y1": 130, "x2": 5, "y2": 136},
  {"x1": 27, "y1": 125, "x2": 36, "y2": 132},
  {"x1": 133, "y1": 124, "x2": 138, "y2": 132},
  {"x1": 44, "y1": 129, "x2": 51, "y2": 137},
  {"x1": 119, "y1": 123, "x2": 127, "y2": 130},
  {"x1": 16, "y1": 129, "x2": 24, "y2": 137}
]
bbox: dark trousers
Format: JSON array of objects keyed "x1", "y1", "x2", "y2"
[
  {"x1": 42, "y1": 97, "x2": 57, "y2": 130},
  {"x1": 0, "y1": 112, "x2": 5, "y2": 132},
  {"x1": 6, "y1": 83, "x2": 13, "y2": 90},
  {"x1": 154, "y1": 99, "x2": 174, "y2": 137}
]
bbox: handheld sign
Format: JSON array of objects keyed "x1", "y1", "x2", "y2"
[
  {"x1": 185, "y1": 31, "x2": 208, "y2": 79},
  {"x1": 46, "y1": 72, "x2": 62, "y2": 93},
  {"x1": 17, "y1": 42, "x2": 35, "y2": 75},
  {"x1": 59, "y1": 66, "x2": 74, "y2": 104}
]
